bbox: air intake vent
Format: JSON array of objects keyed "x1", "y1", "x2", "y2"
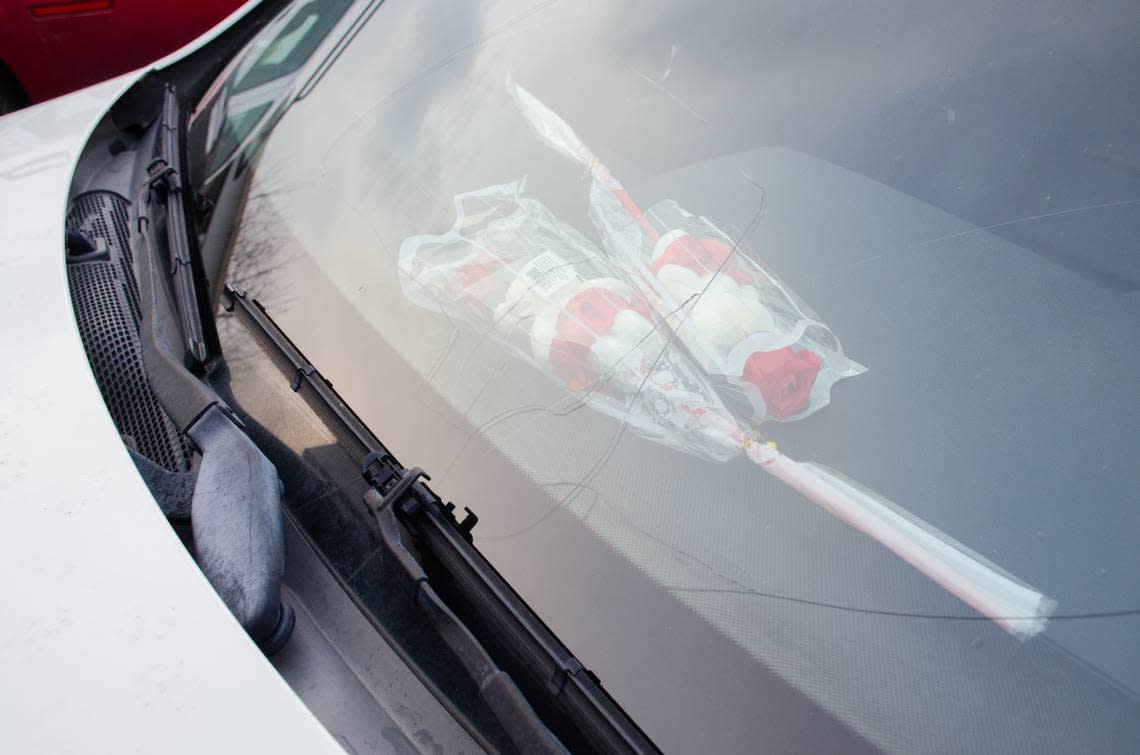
[
  {"x1": 67, "y1": 191, "x2": 191, "y2": 472},
  {"x1": 68, "y1": 191, "x2": 141, "y2": 321}
]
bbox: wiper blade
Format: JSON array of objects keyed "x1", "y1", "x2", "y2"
[
  {"x1": 145, "y1": 84, "x2": 209, "y2": 365},
  {"x1": 223, "y1": 285, "x2": 661, "y2": 755}
]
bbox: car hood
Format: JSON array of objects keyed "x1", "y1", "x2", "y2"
[{"x1": 0, "y1": 40, "x2": 342, "y2": 755}]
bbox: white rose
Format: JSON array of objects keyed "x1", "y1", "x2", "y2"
[
  {"x1": 592, "y1": 308, "x2": 666, "y2": 371},
  {"x1": 656, "y1": 263, "x2": 777, "y2": 357},
  {"x1": 656, "y1": 264, "x2": 705, "y2": 304}
]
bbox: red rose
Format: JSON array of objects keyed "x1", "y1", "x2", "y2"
[
  {"x1": 740, "y1": 346, "x2": 822, "y2": 419},
  {"x1": 451, "y1": 251, "x2": 504, "y2": 296},
  {"x1": 548, "y1": 286, "x2": 650, "y2": 391},
  {"x1": 548, "y1": 339, "x2": 594, "y2": 392},
  {"x1": 565, "y1": 287, "x2": 620, "y2": 332},
  {"x1": 649, "y1": 235, "x2": 751, "y2": 286}
]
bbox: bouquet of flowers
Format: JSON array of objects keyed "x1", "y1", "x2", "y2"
[
  {"x1": 512, "y1": 81, "x2": 865, "y2": 425},
  {"x1": 394, "y1": 82, "x2": 1055, "y2": 640},
  {"x1": 399, "y1": 179, "x2": 743, "y2": 461}
]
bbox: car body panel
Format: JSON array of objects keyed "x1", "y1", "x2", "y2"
[
  {"x1": 0, "y1": 16, "x2": 343, "y2": 754},
  {"x1": 0, "y1": 0, "x2": 246, "y2": 103}
]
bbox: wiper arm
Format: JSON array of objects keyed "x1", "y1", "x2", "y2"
[
  {"x1": 223, "y1": 285, "x2": 661, "y2": 755},
  {"x1": 145, "y1": 84, "x2": 209, "y2": 365},
  {"x1": 116, "y1": 88, "x2": 292, "y2": 653}
]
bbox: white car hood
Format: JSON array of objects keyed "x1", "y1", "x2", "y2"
[{"x1": 0, "y1": 24, "x2": 342, "y2": 755}]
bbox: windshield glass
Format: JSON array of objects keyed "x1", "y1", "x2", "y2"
[
  {"x1": 192, "y1": 0, "x2": 353, "y2": 179},
  {"x1": 201, "y1": 0, "x2": 1140, "y2": 751}
]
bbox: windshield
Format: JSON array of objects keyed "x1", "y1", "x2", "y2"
[
  {"x1": 192, "y1": 0, "x2": 353, "y2": 180},
  {"x1": 199, "y1": 0, "x2": 1140, "y2": 751}
]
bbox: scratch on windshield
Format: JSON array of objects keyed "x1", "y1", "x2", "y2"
[{"x1": 847, "y1": 196, "x2": 1140, "y2": 292}]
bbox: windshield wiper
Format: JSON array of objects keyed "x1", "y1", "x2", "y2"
[
  {"x1": 123, "y1": 86, "x2": 292, "y2": 654},
  {"x1": 223, "y1": 284, "x2": 661, "y2": 755},
  {"x1": 145, "y1": 84, "x2": 209, "y2": 366}
]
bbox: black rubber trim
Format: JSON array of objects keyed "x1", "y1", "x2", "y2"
[{"x1": 144, "y1": 85, "x2": 210, "y2": 366}]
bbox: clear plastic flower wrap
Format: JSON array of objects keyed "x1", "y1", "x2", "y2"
[
  {"x1": 394, "y1": 81, "x2": 1057, "y2": 640},
  {"x1": 512, "y1": 79, "x2": 864, "y2": 425},
  {"x1": 590, "y1": 195, "x2": 867, "y2": 423},
  {"x1": 398, "y1": 179, "x2": 742, "y2": 462}
]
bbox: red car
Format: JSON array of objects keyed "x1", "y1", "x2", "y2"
[{"x1": 0, "y1": 0, "x2": 245, "y2": 114}]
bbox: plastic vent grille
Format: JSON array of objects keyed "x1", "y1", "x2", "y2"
[
  {"x1": 66, "y1": 192, "x2": 191, "y2": 472},
  {"x1": 67, "y1": 191, "x2": 141, "y2": 322}
]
